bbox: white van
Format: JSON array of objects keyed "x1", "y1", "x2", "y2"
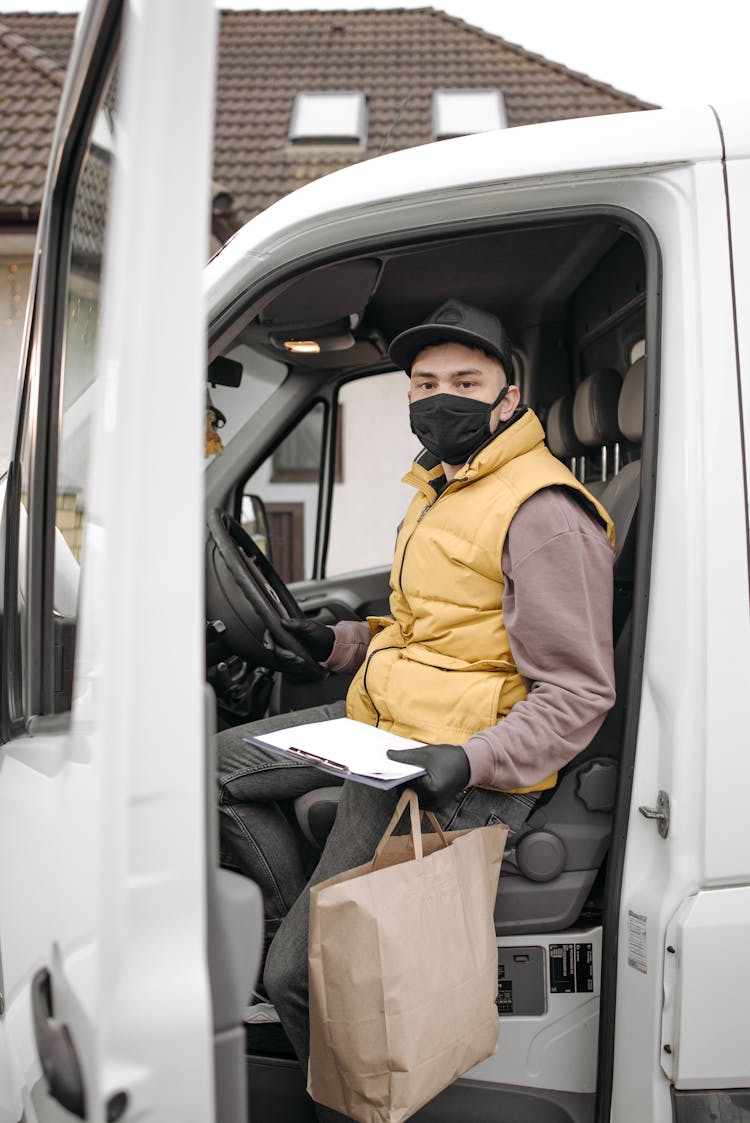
[{"x1": 1, "y1": 2, "x2": 748, "y2": 1122}]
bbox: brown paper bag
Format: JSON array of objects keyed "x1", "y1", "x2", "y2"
[{"x1": 307, "y1": 789, "x2": 507, "y2": 1123}]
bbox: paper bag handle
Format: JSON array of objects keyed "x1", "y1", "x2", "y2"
[{"x1": 373, "y1": 789, "x2": 449, "y2": 863}]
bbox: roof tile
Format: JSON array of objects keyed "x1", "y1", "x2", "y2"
[{"x1": 0, "y1": 7, "x2": 655, "y2": 229}]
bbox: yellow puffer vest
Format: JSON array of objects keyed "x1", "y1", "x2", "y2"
[{"x1": 346, "y1": 409, "x2": 615, "y2": 792}]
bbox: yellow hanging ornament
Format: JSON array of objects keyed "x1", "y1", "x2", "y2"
[{"x1": 205, "y1": 407, "x2": 224, "y2": 457}]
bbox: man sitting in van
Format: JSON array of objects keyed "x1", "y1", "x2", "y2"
[{"x1": 217, "y1": 299, "x2": 615, "y2": 1122}]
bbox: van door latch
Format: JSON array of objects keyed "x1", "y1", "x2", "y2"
[
  {"x1": 638, "y1": 790, "x2": 670, "y2": 838},
  {"x1": 31, "y1": 968, "x2": 85, "y2": 1118},
  {"x1": 31, "y1": 968, "x2": 129, "y2": 1123}
]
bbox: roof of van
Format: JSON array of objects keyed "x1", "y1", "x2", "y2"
[{"x1": 205, "y1": 103, "x2": 723, "y2": 321}]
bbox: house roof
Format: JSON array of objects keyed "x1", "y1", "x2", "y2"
[
  {"x1": 0, "y1": 8, "x2": 655, "y2": 234},
  {"x1": 0, "y1": 14, "x2": 66, "y2": 218}
]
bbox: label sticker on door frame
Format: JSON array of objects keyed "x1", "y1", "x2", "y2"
[{"x1": 627, "y1": 910, "x2": 648, "y2": 973}]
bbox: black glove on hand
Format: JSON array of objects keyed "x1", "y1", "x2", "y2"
[
  {"x1": 386, "y1": 744, "x2": 471, "y2": 810},
  {"x1": 280, "y1": 616, "x2": 335, "y2": 662}
]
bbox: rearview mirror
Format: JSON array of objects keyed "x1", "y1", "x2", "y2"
[{"x1": 208, "y1": 355, "x2": 243, "y2": 388}]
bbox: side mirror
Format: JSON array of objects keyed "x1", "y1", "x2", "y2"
[{"x1": 240, "y1": 492, "x2": 273, "y2": 564}]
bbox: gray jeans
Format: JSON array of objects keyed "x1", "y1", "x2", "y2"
[{"x1": 217, "y1": 701, "x2": 538, "y2": 1123}]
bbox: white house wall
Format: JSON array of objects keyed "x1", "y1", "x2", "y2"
[{"x1": 327, "y1": 371, "x2": 420, "y2": 576}]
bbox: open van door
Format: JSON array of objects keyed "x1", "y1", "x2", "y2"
[{"x1": 0, "y1": 1, "x2": 260, "y2": 1119}]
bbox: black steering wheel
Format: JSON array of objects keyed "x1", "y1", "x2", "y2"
[{"x1": 205, "y1": 508, "x2": 326, "y2": 680}]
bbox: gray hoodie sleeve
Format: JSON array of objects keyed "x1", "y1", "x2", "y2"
[
  {"x1": 323, "y1": 619, "x2": 373, "y2": 675},
  {"x1": 463, "y1": 487, "x2": 615, "y2": 791}
]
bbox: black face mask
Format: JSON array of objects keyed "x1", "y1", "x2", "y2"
[{"x1": 409, "y1": 385, "x2": 509, "y2": 465}]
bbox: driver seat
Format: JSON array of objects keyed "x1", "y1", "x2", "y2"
[{"x1": 293, "y1": 359, "x2": 644, "y2": 934}]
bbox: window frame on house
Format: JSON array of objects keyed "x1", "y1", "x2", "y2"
[
  {"x1": 431, "y1": 88, "x2": 507, "y2": 141},
  {"x1": 288, "y1": 91, "x2": 367, "y2": 145}
]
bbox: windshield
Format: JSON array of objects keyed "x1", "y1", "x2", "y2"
[{"x1": 205, "y1": 343, "x2": 288, "y2": 460}]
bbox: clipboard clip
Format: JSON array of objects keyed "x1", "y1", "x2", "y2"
[{"x1": 286, "y1": 746, "x2": 351, "y2": 774}]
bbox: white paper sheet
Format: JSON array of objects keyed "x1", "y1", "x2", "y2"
[{"x1": 246, "y1": 717, "x2": 427, "y2": 788}]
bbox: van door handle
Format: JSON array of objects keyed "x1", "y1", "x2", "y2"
[{"x1": 31, "y1": 968, "x2": 86, "y2": 1118}]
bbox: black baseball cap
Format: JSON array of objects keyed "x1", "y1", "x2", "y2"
[{"x1": 389, "y1": 298, "x2": 513, "y2": 379}]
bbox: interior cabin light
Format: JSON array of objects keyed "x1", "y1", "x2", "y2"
[
  {"x1": 273, "y1": 319, "x2": 357, "y2": 354},
  {"x1": 283, "y1": 340, "x2": 321, "y2": 353}
]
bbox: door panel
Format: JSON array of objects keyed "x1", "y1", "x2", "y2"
[
  {"x1": 0, "y1": 5, "x2": 122, "y2": 1118},
  {"x1": 0, "y1": 2, "x2": 244, "y2": 1120},
  {"x1": 611, "y1": 156, "x2": 744, "y2": 1119},
  {"x1": 291, "y1": 565, "x2": 392, "y2": 621},
  {"x1": 76, "y1": 1, "x2": 220, "y2": 1116},
  {"x1": 662, "y1": 889, "x2": 750, "y2": 1090}
]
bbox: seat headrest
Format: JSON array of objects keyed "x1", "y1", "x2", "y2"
[
  {"x1": 546, "y1": 395, "x2": 583, "y2": 459},
  {"x1": 618, "y1": 356, "x2": 645, "y2": 443},
  {"x1": 573, "y1": 368, "x2": 622, "y2": 447}
]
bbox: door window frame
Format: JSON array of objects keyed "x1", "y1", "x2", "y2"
[
  {"x1": 1, "y1": 0, "x2": 122, "y2": 737},
  {"x1": 208, "y1": 207, "x2": 661, "y2": 1122}
]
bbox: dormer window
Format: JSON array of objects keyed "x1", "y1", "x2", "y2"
[
  {"x1": 432, "y1": 89, "x2": 507, "y2": 140},
  {"x1": 289, "y1": 92, "x2": 367, "y2": 145}
]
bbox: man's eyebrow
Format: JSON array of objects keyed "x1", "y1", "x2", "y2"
[{"x1": 410, "y1": 367, "x2": 486, "y2": 378}]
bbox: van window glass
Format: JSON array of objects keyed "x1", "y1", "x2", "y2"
[
  {"x1": 241, "y1": 402, "x2": 326, "y2": 583},
  {"x1": 327, "y1": 371, "x2": 418, "y2": 576},
  {"x1": 55, "y1": 89, "x2": 116, "y2": 576},
  {"x1": 0, "y1": 257, "x2": 33, "y2": 477},
  {"x1": 13, "y1": 384, "x2": 31, "y2": 726},
  {"x1": 205, "y1": 346, "x2": 288, "y2": 460},
  {"x1": 50, "y1": 68, "x2": 117, "y2": 715}
]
